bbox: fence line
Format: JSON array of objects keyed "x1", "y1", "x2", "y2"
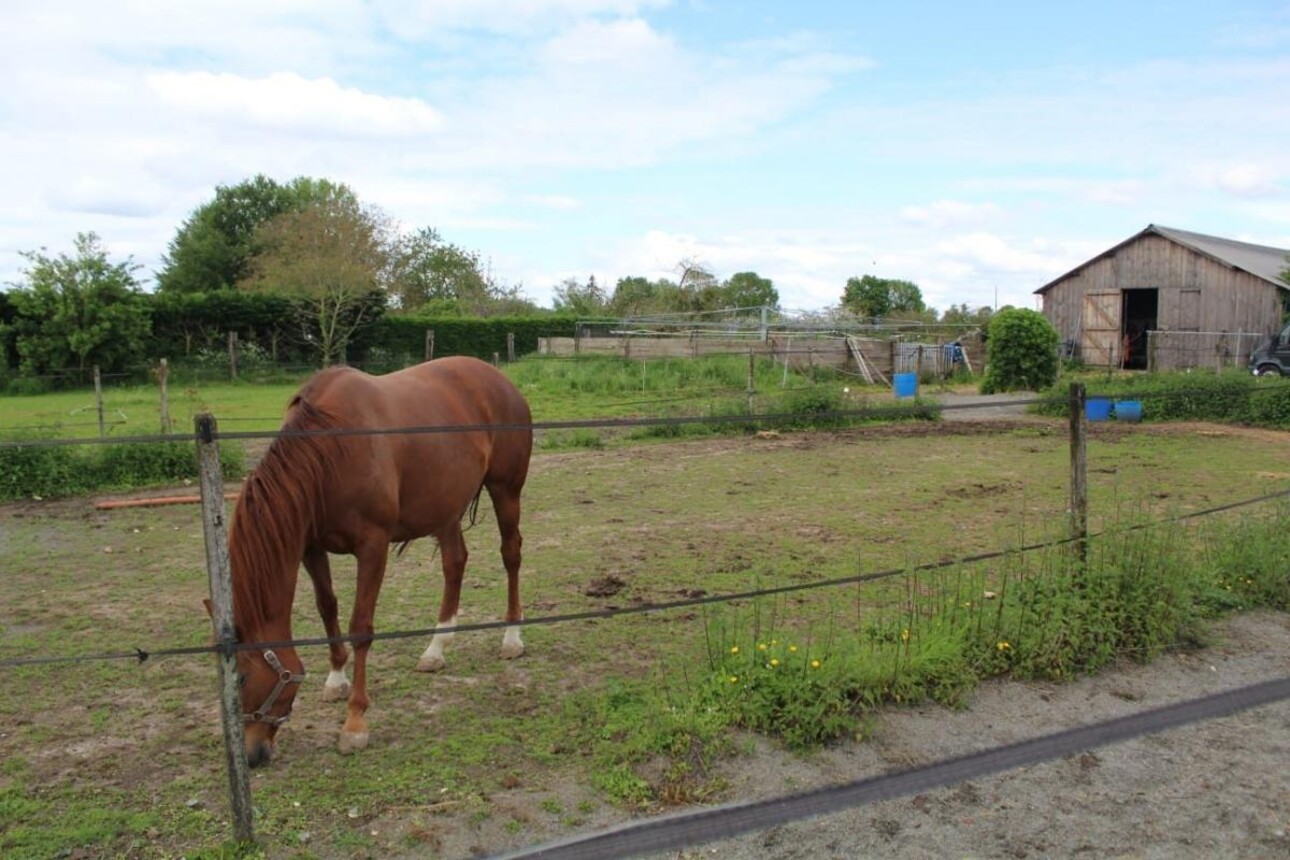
[
  {"x1": 6, "y1": 382, "x2": 1290, "y2": 449},
  {"x1": 494, "y1": 675, "x2": 1290, "y2": 860},
  {"x1": 3, "y1": 486, "x2": 1286, "y2": 670},
  {"x1": 4, "y1": 384, "x2": 1290, "y2": 851}
]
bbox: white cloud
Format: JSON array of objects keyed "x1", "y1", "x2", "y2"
[
  {"x1": 900, "y1": 200, "x2": 1001, "y2": 229},
  {"x1": 147, "y1": 72, "x2": 442, "y2": 137},
  {"x1": 1186, "y1": 162, "x2": 1287, "y2": 198}
]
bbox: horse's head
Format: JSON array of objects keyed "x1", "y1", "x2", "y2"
[
  {"x1": 205, "y1": 599, "x2": 306, "y2": 767},
  {"x1": 236, "y1": 644, "x2": 306, "y2": 767}
]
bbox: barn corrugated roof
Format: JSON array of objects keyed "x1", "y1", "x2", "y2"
[{"x1": 1034, "y1": 224, "x2": 1290, "y2": 294}]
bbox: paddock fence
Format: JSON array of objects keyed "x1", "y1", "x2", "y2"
[{"x1": 1, "y1": 389, "x2": 1289, "y2": 856}]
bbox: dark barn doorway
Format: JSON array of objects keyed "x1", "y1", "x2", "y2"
[{"x1": 1121, "y1": 289, "x2": 1158, "y2": 370}]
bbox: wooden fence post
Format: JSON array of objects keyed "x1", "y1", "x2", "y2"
[
  {"x1": 159, "y1": 359, "x2": 172, "y2": 434},
  {"x1": 194, "y1": 414, "x2": 255, "y2": 843},
  {"x1": 492, "y1": 352, "x2": 500, "y2": 367},
  {"x1": 507, "y1": 332, "x2": 516, "y2": 363},
  {"x1": 228, "y1": 332, "x2": 239, "y2": 381},
  {"x1": 93, "y1": 365, "x2": 105, "y2": 438},
  {"x1": 425, "y1": 330, "x2": 435, "y2": 362},
  {"x1": 1069, "y1": 383, "x2": 1088, "y2": 566}
]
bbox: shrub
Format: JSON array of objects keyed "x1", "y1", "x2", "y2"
[
  {"x1": 0, "y1": 440, "x2": 91, "y2": 499},
  {"x1": 981, "y1": 308, "x2": 1060, "y2": 393},
  {"x1": 0, "y1": 437, "x2": 245, "y2": 502}
]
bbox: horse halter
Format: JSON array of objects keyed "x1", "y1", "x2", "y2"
[{"x1": 243, "y1": 649, "x2": 306, "y2": 726}]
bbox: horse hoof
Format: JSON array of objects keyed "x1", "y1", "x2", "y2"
[
  {"x1": 499, "y1": 642, "x2": 525, "y2": 660},
  {"x1": 338, "y1": 731, "x2": 370, "y2": 754},
  {"x1": 322, "y1": 681, "x2": 350, "y2": 702},
  {"x1": 416, "y1": 655, "x2": 447, "y2": 673}
]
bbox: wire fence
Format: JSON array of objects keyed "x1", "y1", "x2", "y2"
[
  {"x1": 2, "y1": 485, "x2": 1285, "y2": 670},
  {"x1": 3, "y1": 385, "x2": 1289, "y2": 853}
]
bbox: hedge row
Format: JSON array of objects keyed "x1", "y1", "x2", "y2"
[
  {"x1": 1034, "y1": 371, "x2": 1290, "y2": 428},
  {"x1": 365, "y1": 315, "x2": 577, "y2": 362},
  {"x1": 0, "y1": 439, "x2": 246, "y2": 502}
]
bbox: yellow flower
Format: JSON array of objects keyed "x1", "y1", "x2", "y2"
[
  {"x1": 771, "y1": 639, "x2": 779, "y2": 646},
  {"x1": 810, "y1": 659, "x2": 821, "y2": 669},
  {"x1": 730, "y1": 645, "x2": 739, "y2": 654},
  {"x1": 770, "y1": 658, "x2": 780, "y2": 667},
  {"x1": 900, "y1": 628, "x2": 910, "y2": 642},
  {"x1": 729, "y1": 676, "x2": 738, "y2": 684},
  {"x1": 788, "y1": 645, "x2": 798, "y2": 653},
  {"x1": 757, "y1": 643, "x2": 768, "y2": 651},
  {"x1": 997, "y1": 641, "x2": 1012, "y2": 652}
]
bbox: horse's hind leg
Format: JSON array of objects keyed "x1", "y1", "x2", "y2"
[
  {"x1": 303, "y1": 546, "x2": 350, "y2": 702},
  {"x1": 417, "y1": 523, "x2": 467, "y2": 673},
  {"x1": 489, "y1": 486, "x2": 525, "y2": 660}
]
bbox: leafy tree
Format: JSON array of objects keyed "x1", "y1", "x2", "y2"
[
  {"x1": 722, "y1": 271, "x2": 778, "y2": 310},
  {"x1": 980, "y1": 307, "x2": 1059, "y2": 393},
  {"x1": 239, "y1": 197, "x2": 390, "y2": 365},
  {"x1": 388, "y1": 227, "x2": 495, "y2": 314},
  {"x1": 2, "y1": 233, "x2": 150, "y2": 376},
  {"x1": 939, "y1": 303, "x2": 994, "y2": 328},
  {"x1": 842, "y1": 275, "x2": 926, "y2": 319},
  {"x1": 158, "y1": 175, "x2": 356, "y2": 294},
  {"x1": 609, "y1": 276, "x2": 658, "y2": 317},
  {"x1": 552, "y1": 275, "x2": 608, "y2": 316}
]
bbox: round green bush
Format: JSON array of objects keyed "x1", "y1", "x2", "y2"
[{"x1": 981, "y1": 308, "x2": 1060, "y2": 393}]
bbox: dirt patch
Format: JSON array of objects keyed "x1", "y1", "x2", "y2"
[{"x1": 643, "y1": 611, "x2": 1290, "y2": 860}]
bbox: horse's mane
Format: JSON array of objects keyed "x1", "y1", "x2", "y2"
[{"x1": 229, "y1": 384, "x2": 349, "y2": 635}]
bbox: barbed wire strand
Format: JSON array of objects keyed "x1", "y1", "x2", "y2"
[{"x1": 2, "y1": 486, "x2": 1285, "y2": 670}]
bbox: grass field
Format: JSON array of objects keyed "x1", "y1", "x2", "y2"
[
  {"x1": 0, "y1": 353, "x2": 942, "y2": 441},
  {"x1": 2, "y1": 412, "x2": 1289, "y2": 858}
]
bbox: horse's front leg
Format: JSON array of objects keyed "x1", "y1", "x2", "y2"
[
  {"x1": 417, "y1": 524, "x2": 467, "y2": 672},
  {"x1": 339, "y1": 540, "x2": 389, "y2": 754},
  {"x1": 303, "y1": 546, "x2": 350, "y2": 702}
]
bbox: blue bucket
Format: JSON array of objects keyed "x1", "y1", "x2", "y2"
[
  {"x1": 1115, "y1": 400, "x2": 1143, "y2": 422},
  {"x1": 1085, "y1": 398, "x2": 1112, "y2": 421},
  {"x1": 893, "y1": 372, "x2": 918, "y2": 398}
]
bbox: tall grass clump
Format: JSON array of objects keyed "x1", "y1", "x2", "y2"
[{"x1": 669, "y1": 504, "x2": 1289, "y2": 752}]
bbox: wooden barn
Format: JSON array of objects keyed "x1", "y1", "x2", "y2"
[{"x1": 1035, "y1": 225, "x2": 1290, "y2": 370}]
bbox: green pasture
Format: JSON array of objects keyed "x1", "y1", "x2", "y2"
[
  {"x1": 1, "y1": 418, "x2": 1288, "y2": 858},
  {"x1": 0, "y1": 353, "x2": 933, "y2": 440}
]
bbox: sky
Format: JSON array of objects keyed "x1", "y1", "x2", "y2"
[{"x1": 1, "y1": 1, "x2": 1289, "y2": 315}]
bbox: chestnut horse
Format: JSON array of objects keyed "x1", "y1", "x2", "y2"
[{"x1": 226, "y1": 356, "x2": 532, "y2": 766}]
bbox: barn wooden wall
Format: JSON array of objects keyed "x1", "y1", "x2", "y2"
[{"x1": 1040, "y1": 234, "x2": 1282, "y2": 363}]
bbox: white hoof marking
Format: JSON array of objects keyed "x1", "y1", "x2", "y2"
[
  {"x1": 322, "y1": 670, "x2": 350, "y2": 701},
  {"x1": 500, "y1": 624, "x2": 524, "y2": 660},
  {"x1": 418, "y1": 614, "x2": 456, "y2": 672}
]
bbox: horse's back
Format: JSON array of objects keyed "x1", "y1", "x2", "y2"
[{"x1": 289, "y1": 358, "x2": 532, "y2": 545}]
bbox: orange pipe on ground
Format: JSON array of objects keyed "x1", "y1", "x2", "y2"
[{"x1": 94, "y1": 492, "x2": 239, "y2": 510}]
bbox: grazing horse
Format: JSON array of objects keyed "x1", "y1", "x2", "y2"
[{"x1": 226, "y1": 356, "x2": 532, "y2": 766}]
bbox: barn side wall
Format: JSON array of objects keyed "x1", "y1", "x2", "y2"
[{"x1": 1040, "y1": 234, "x2": 1284, "y2": 360}]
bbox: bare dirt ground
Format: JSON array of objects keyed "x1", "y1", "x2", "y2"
[{"x1": 493, "y1": 611, "x2": 1289, "y2": 860}]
